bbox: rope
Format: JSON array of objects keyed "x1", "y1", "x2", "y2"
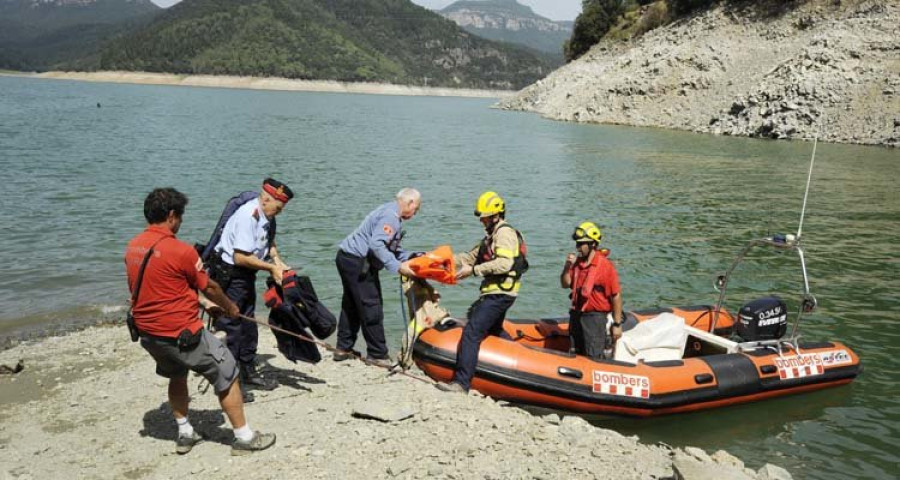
[{"x1": 236, "y1": 314, "x2": 435, "y2": 385}]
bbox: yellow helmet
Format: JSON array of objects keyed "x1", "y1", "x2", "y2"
[
  {"x1": 573, "y1": 221, "x2": 602, "y2": 243},
  {"x1": 474, "y1": 191, "x2": 505, "y2": 218}
]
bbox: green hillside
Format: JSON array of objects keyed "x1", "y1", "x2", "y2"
[
  {"x1": 99, "y1": 0, "x2": 554, "y2": 89},
  {"x1": 0, "y1": 0, "x2": 161, "y2": 70}
]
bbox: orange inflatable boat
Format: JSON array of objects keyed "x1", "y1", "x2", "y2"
[{"x1": 411, "y1": 236, "x2": 862, "y2": 417}]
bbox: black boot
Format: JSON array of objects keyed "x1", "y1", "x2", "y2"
[
  {"x1": 240, "y1": 362, "x2": 277, "y2": 391},
  {"x1": 240, "y1": 381, "x2": 255, "y2": 403}
]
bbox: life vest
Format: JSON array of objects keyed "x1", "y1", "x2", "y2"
[
  {"x1": 407, "y1": 245, "x2": 457, "y2": 285},
  {"x1": 197, "y1": 191, "x2": 276, "y2": 262},
  {"x1": 475, "y1": 223, "x2": 528, "y2": 293},
  {"x1": 571, "y1": 249, "x2": 614, "y2": 312}
]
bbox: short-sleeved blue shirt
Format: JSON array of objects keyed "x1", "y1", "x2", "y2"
[{"x1": 338, "y1": 201, "x2": 412, "y2": 273}]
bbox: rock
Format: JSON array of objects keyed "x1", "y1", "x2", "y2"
[
  {"x1": 387, "y1": 463, "x2": 411, "y2": 477},
  {"x1": 684, "y1": 446, "x2": 712, "y2": 463},
  {"x1": 674, "y1": 457, "x2": 754, "y2": 480},
  {"x1": 544, "y1": 414, "x2": 560, "y2": 425},
  {"x1": 352, "y1": 403, "x2": 417, "y2": 422},
  {"x1": 756, "y1": 463, "x2": 793, "y2": 480},
  {"x1": 711, "y1": 450, "x2": 744, "y2": 469}
]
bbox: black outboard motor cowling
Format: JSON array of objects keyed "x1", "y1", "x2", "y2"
[{"x1": 737, "y1": 296, "x2": 788, "y2": 341}]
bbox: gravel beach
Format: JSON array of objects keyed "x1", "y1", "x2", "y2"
[
  {"x1": 0, "y1": 324, "x2": 794, "y2": 480},
  {"x1": 1, "y1": 71, "x2": 513, "y2": 99}
]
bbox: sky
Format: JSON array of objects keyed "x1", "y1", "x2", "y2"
[{"x1": 149, "y1": 0, "x2": 583, "y2": 22}]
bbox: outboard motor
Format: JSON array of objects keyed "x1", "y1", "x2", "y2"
[{"x1": 737, "y1": 296, "x2": 788, "y2": 341}]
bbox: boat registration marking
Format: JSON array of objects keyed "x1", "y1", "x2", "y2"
[
  {"x1": 592, "y1": 371, "x2": 650, "y2": 398},
  {"x1": 774, "y1": 353, "x2": 824, "y2": 379},
  {"x1": 818, "y1": 349, "x2": 852, "y2": 367}
]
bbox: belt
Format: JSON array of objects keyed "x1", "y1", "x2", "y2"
[{"x1": 139, "y1": 332, "x2": 179, "y2": 345}]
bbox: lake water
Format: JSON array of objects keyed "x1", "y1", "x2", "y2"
[{"x1": 0, "y1": 75, "x2": 897, "y2": 479}]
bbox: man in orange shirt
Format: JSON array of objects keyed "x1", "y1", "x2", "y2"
[
  {"x1": 125, "y1": 188, "x2": 275, "y2": 455},
  {"x1": 560, "y1": 221, "x2": 624, "y2": 359}
]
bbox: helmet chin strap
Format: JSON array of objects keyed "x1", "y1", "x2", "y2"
[{"x1": 483, "y1": 215, "x2": 500, "y2": 234}]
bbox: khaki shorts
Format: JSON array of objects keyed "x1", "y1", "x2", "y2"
[{"x1": 140, "y1": 329, "x2": 238, "y2": 394}]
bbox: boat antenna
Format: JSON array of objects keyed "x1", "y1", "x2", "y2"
[{"x1": 796, "y1": 134, "x2": 817, "y2": 242}]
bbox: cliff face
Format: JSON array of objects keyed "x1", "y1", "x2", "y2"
[
  {"x1": 440, "y1": 0, "x2": 571, "y2": 56},
  {"x1": 498, "y1": 1, "x2": 900, "y2": 147}
]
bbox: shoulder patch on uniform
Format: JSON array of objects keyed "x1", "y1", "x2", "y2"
[{"x1": 383, "y1": 224, "x2": 394, "y2": 236}]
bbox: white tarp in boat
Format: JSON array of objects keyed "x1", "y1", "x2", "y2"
[{"x1": 614, "y1": 312, "x2": 687, "y2": 364}]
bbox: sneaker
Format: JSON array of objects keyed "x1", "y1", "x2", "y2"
[
  {"x1": 175, "y1": 431, "x2": 204, "y2": 455},
  {"x1": 332, "y1": 349, "x2": 360, "y2": 362},
  {"x1": 231, "y1": 431, "x2": 276, "y2": 456},
  {"x1": 435, "y1": 382, "x2": 467, "y2": 394},
  {"x1": 240, "y1": 363, "x2": 277, "y2": 391},
  {"x1": 365, "y1": 356, "x2": 393, "y2": 368}
]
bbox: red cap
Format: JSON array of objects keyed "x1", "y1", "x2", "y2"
[{"x1": 262, "y1": 178, "x2": 293, "y2": 203}]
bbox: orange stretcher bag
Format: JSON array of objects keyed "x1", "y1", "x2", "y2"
[{"x1": 408, "y1": 245, "x2": 457, "y2": 285}]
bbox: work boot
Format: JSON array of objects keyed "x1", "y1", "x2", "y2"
[
  {"x1": 240, "y1": 362, "x2": 277, "y2": 391},
  {"x1": 240, "y1": 381, "x2": 255, "y2": 403},
  {"x1": 231, "y1": 431, "x2": 276, "y2": 456},
  {"x1": 175, "y1": 431, "x2": 204, "y2": 455},
  {"x1": 435, "y1": 382, "x2": 467, "y2": 394},
  {"x1": 332, "y1": 349, "x2": 360, "y2": 362}
]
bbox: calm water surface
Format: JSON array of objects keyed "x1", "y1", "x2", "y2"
[{"x1": 0, "y1": 76, "x2": 898, "y2": 479}]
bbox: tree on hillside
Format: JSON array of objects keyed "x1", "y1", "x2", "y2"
[
  {"x1": 564, "y1": 0, "x2": 625, "y2": 62},
  {"x1": 667, "y1": 0, "x2": 717, "y2": 15}
]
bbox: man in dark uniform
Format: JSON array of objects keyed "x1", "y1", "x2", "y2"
[
  {"x1": 125, "y1": 188, "x2": 275, "y2": 455},
  {"x1": 212, "y1": 178, "x2": 293, "y2": 390},
  {"x1": 334, "y1": 188, "x2": 421, "y2": 366}
]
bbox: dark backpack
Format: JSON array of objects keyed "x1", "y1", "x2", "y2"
[
  {"x1": 197, "y1": 191, "x2": 276, "y2": 262},
  {"x1": 264, "y1": 271, "x2": 337, "y2": 364}
]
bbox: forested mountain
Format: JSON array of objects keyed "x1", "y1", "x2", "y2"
[
  {"x1": 439, "y1": 0, "x2": 571, "y2": 58},
  {"x1": 99, "y1": 0, "x2": 554, "y2": 89},
  {"x1": 0, "y1": 0, "x2": 161, "y2": 70}
]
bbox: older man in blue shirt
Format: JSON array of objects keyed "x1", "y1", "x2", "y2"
[{"x1": 334, "y1": 188, "x2": 421, "y2": 365}]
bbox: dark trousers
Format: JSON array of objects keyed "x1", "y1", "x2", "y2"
[
  {"x1": 569, "y1": 310, "x2": 608, "y2": 360},
  {"x1": 335, "y1": 250, "x2": 388, "y2": 359},
  {"x1": 452, "y1": 294, "x2": 516, "y2": 391},
  {"x1": 217, "y1": 276, "x2": 258, "y2": 365}
]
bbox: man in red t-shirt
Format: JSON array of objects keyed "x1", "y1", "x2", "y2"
[
  {"x1": 560, "y1": 221, "x2": 624, "y2": 359},
  {"x1": 124, "y1": 188, "x2": 275, "y2": 455}
]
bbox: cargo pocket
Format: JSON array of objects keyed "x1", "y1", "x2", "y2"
[
  {"x1": 361, "y1": 297, "x2": 384, "y2": 326},
  {"x1": 210, "y1": 337, "x2": 229, "y2": 364}
]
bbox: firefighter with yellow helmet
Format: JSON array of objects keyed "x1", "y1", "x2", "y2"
[
  {"x1": 560, "y1": 221, "x2": 624, "y2": 359},
  {"x1": 436, "y1": 191, "x2": 528, "y2": 393}
]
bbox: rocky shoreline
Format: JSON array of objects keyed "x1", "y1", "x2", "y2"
[
  {"x1": 0, "y1": 324, "x2": 794, "y2": 479},
  {"x1": 497, "y1": 0, "x2": 899, "y2": 147},
  {"x1": 1, "y1": 71, "x2": 514, "y2": 99}
]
